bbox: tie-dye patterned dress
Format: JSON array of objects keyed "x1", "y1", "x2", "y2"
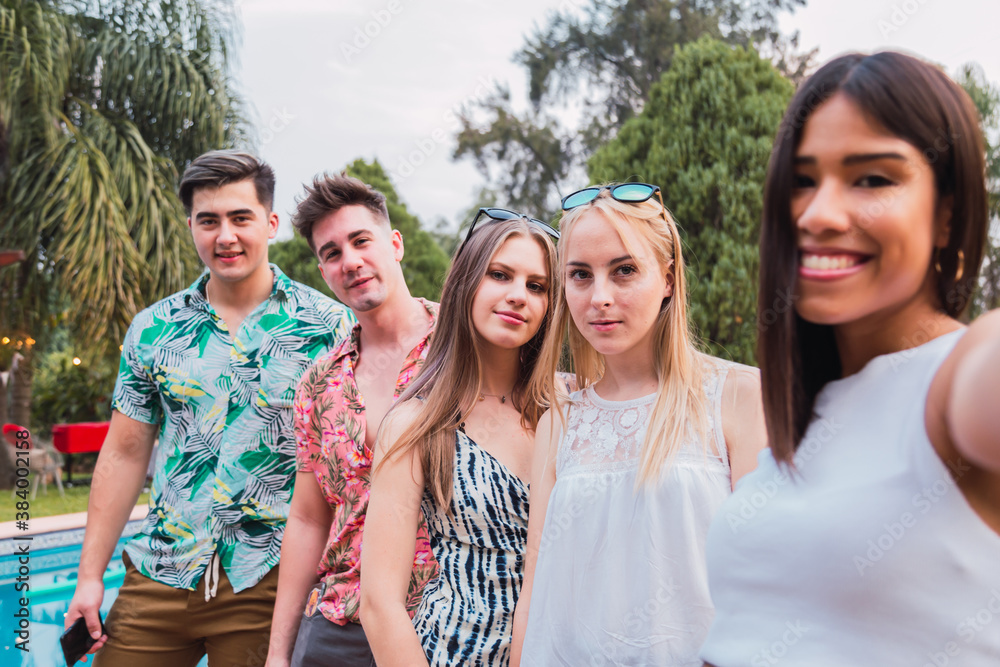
[{"x1": 412, "y1": 427, "x2": 529, "y2": 666}]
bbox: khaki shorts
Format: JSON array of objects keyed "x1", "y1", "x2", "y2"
[{"x1": 94, "y1": 552, "x2": 279, "y2": 667}]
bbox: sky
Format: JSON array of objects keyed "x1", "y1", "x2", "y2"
[{"x1": 234, "y1": 0, "x2": 1000, "y2": 240}]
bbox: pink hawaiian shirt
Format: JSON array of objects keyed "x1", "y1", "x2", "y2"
[{"x1": 294, "y1": 298, "x2": 438, "y2": 626}]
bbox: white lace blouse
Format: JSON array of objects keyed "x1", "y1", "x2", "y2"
[{"x1": 521, "y1": 359, "x2": 737, "y2": 666}]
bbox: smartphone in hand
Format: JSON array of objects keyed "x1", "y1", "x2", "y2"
[{"x1": 60, "y1": 614, "x2": 104, "y2": 666}]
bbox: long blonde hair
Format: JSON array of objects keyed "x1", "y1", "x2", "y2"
[
  {"x1": 535, "y1": 190, "x2": 709, "y2": 483},
  {"x1": 381, "y1": 218, "x2": 558, "y2": 509}
]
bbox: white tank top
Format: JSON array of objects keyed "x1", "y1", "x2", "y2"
[
  {"x1": 701, "y1": 330, "x2": 1000, "y2": 666},
  {"x1": 523, "y1": 357, "x2": 739, "y2": 666}
]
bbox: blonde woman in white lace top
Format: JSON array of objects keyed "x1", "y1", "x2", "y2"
[{"x1": 509, "y1": 184, "x2": 768, "y2": 667}]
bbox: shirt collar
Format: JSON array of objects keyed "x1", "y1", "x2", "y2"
[
  {"x1": 342, "y1": 297, "x2": 438, "y2": 357},
  {"x1": 183, "y1": 264, "x2": 292, "y2": 308}
]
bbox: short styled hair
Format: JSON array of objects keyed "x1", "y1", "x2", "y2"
[
  {"x1": 292, "y1": 173, "x2": 391, "y2": 251},
  {"x1": 178, "y1": 150, "x2": 275, "y2": 215}
]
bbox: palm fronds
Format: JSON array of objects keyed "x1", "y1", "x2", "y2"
[{"x1": 0, "y1": 0, "x2": 245, "y2": 357}]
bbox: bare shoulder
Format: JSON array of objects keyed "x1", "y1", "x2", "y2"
[
  {"x1": 698, "y1": 354, "x2": 761, "y2": 407},
  {"x1": 700, "y1": 356, "x2": 767, "y2": 480},
  {"x1": 382, "y1": 399, "x2": 424, "y2": 429},
  {"x1": 716, "y1": 361, "x2": 764, "y2": 431},
  {"x1": 536, "y1": 407, "x2": 555, "y2": 441},
  {"x1": 721, "y1": 362, "x2": 762, "y2": 398},
  {"x1": 374, "y1": 399, "x2": 425, "y2": 460},
  {"x1": 535, "y1": 407, "x2": 563, "y2": 456}
]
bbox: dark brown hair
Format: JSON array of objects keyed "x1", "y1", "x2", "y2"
[
  {"x1": 380, "y1": 218, "x2": 557, "y2": 511},
  {"x1": 758, "y1": 51, "x2": 988, "y2": 463},
  {"x1": 292, "y1": 172, "x2": 390, "y2": 251},
  {"x1": 179, "y1": 150, "x2": 275, "y2": 214}
]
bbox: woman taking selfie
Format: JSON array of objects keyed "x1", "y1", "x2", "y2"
[
  {"x1": 701, "y1": 51, "x2": 1000, "y2": 666},
  {"x1": 361, "y1": 209, "x2": 559, "y2": 666}
]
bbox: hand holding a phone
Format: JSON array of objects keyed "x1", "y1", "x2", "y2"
[{"x1": 65, "y1": 578, "x2": 108, "y2": 658}]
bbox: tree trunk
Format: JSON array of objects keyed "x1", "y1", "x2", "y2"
[
  {"x1": 0, "y1": 351, "x2": 34, "y2": 488},
  {"x1": 0, "y1": 438, "x2": 13, "y2": 489},
  {"x1": 9, "y1": 351, "x2": 32, "y2": 428},
  {"x1": 0, "y1": 366, "x2": 8, "y2": 427},
  {"x1": 0, "y1": 365, "x2": 13, "y2": 489}
]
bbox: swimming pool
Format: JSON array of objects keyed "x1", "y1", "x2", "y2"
[{"x1": 0, "y1": 524, "x2": 208, "y2": 667}]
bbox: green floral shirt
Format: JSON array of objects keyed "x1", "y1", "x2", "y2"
[{"x1": 112, "y1": 265, "x2": 354, "y2": 592}]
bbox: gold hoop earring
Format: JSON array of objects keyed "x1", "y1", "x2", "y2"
[{"x1": 935, "y1": 248, "x2": 966, "y2": 282}]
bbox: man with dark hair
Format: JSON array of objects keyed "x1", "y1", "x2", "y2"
[
  {"x1": 266, "y1": 173, "x2": 438, "y2": 667},
  {"x1": 177, "y1": 149, "x2": 278, "y2": 215},
  {"x1": 66, "y1": 150, "x2": 354, "y2": 667}
]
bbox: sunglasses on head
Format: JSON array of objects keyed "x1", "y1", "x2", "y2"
[
  {"x1": 456, "y1": 207, "x2": 561, "y2": 258},
  {"x1": 561, "y1": 182, "x2": 663, "y2": 210},
  {"x1": 562, "y1": 182, "x2": 679, "y2": 265}
]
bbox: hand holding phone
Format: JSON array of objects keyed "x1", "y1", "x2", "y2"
[{"x1": 60, "y1": 614, "x2": 105, "y2": 666}]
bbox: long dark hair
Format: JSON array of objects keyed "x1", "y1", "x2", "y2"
[{"x1": 758, "y1": 51, "x2": 988, "y2": 463}]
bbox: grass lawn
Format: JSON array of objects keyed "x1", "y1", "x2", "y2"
[{"x1": 1, "y1": 481, "x2": 149, "y2": 522}]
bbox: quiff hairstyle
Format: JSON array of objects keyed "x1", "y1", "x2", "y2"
[
  {"x1": 178, "y1": 150, "x2": 275, "y2": 215},
  {"x1": 292, "y1": 172, "x2": 391, "y2": 251},
  {"x1": 758, "y1": 51, "x2": 988, "y2": 465}
]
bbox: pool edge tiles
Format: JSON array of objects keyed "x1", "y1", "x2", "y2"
[{"x1": 0, "y1": 503, "x2": 150, "y2": 541}]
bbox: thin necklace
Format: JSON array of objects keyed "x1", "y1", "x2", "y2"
[{"x1": 478, "y1": 392, "x2": 506, "y2": 404}]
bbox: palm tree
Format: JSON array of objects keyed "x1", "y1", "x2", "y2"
[{"x1": 0, "y1": 0, "x2": 246, "y2": 486}]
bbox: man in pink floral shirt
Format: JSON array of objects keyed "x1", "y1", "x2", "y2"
[{"x1": 266, "y1": 173, "x2": 438, "y2": 667}]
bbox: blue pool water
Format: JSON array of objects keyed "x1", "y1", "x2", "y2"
[{"x1": 0, "y1": 524, "x2": 208, "y2": 667}]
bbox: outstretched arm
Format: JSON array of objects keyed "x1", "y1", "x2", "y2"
[
  {"x1": 510, "y1": 408, "x2": 561, "y2": 667},
  {"x1": 359, "y1": 401, "x2": 430, "y2": 667},
  {"x1": 946, "y1": 310, "x2": 1000, "y2": 473}
]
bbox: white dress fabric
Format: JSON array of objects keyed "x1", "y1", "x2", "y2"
[
  {"x1": 522, "y1": 358, "x2": 737, "y2": 666},
  {"x1": 700, "y1": 329, "x2": 1000, "y2": 667}
]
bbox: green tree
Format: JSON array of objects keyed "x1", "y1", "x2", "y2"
[
  {"x1": 0, "y1": 0, "x2": 244, "y2": 485},
  {"x1": 957, "y1": 64, "x2": 1000, "y2": 318},
  {"x1": 31, "y1": 351, "x2": 116, "y2": 437},
  {"x1": 454, "y1": 0, "x2": 811, "y2": 218},
  {"x1": 269, "y1": 234, "x2": 334, "y2": 297},
  {"x1": 589, "y1": 37, "x2": 793, "y2": 364},
  {"x1": 268, "y1": 158, "x2": 449, "y2": 302}
]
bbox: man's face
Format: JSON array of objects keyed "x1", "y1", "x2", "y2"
[
  {"x1": 312, "y1": 205, "x2": 403, "y2": 312},
  {"x1": 187, "y1": 179, "x2": 278, "y2": 285}
]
